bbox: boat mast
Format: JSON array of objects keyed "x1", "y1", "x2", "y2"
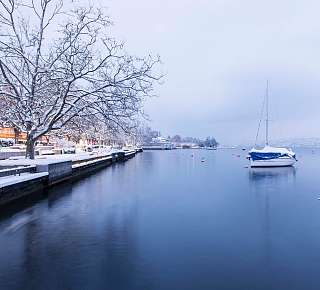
[{"x1": 265, "y1": 80, "x2": 269, "y2": 146}]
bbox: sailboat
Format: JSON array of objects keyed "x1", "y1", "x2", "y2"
[{"x1": 247, "y1": 82, "x2": 297, "y2": 167}]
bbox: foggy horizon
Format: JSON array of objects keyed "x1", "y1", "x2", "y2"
[{"x1": 105, "y1": 0, "x2": 320, "y2": 144}]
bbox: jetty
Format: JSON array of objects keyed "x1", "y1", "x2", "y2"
[{"x1": 0, "y1": 149, "x2": 141, "y2": 206}]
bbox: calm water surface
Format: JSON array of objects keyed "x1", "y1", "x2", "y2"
[{"x1": 1, "y1": 149, "x2": 320, "y2": 290}]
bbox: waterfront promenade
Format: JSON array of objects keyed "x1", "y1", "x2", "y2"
[{"x1": 0, "y1": 149, "x2": 140, "y2": 206}]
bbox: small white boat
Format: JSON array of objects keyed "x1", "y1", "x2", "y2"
[
  {"x1": 247, "y1": 81, "x2": 297, "y2": 168},
  {"x1": 205, "y1": 146, "x2": 216, "y2": 150}
]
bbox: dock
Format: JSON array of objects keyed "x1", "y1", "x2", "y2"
[{"x1": 0, "y1": 149, "x2": 139, "y2": 206}]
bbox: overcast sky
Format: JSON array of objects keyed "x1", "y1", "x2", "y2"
[{"x1": 101, "y1": 0, "x2": 320, "y2": 144}]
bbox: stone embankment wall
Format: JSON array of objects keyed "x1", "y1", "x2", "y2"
[{"x1": 0, "y1": 150, "x2": 138, "y2": 206}]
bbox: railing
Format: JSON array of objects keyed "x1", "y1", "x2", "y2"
[{"x1": 0, "y1": 165, "x2": 37, "y2": 178}]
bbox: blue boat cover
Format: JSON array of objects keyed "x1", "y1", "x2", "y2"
[{"x1": 249, "y1": 152, "x2": 291, "y2": 161}]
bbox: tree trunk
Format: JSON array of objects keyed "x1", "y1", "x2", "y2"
[
  {"x1": 13, "y1": 127, "x2": 19, "y2": 144},
  {"x1": 26, "y1": 134, "x2": 36, "y2": 159}
]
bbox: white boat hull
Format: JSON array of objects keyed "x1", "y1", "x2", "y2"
[{"x1": 250, "y1": 157, "x2": 296, "y2": 167}]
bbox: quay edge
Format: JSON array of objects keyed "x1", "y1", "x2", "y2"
[{"x1": 0, "y1": 149, "x2": 138, "y2": 206}]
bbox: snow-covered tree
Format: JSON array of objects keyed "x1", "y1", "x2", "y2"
[
  {"x1": 0, "y1": 0, "x2": 161, "y2": 158},
  {"x1": 56, "y1": 115, "x2": 127, "y2": 145}
]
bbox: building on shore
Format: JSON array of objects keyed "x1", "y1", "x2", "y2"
[
  {"x1": 0, "y1": 127, "x2": 49, "y2": 146},
  {"x1": 142, "y1": 136, "x2": 174, "y2": 150}
]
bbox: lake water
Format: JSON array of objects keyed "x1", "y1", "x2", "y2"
[{"x1": 1, "y1": 148, "x2": 320, "y2": 290}]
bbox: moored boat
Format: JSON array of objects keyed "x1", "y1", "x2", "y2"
[
  {"x1": 247, "y1": 81, "x2": 296, "y2": 168},
  {"x1": 248, "y1": 146, "x2": 296, "y2": 167}
]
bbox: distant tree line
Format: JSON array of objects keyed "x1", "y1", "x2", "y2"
[
  {"x1": 201, "y1": 137, "x2": 219, "y2": 148},
  {"x1": 169, "y1": 135, "x2": 218, "y2": 147},
  {"x1": 141, "y1": 127, "x2": 218, "y2": 147}
]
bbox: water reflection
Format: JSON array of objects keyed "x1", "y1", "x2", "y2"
[
  {"x1": 0, "y1": 183, "x2": 70, "y2": 224},
  {"x1": 47, "y1": 182, "x2": 73, "y2": 208},
  {"x1": 248, "y1": 166, "x2": 297, "y2": 282},
  {"x1": 249, "y1": 166, "x2": 296, "y2": 186},
  {"x1": 2, "y1": 208, "x2": 38, "y2": 234},
  {"x1": 0, "y1": 161, "x2": 157, "y2": 290},
  {"x1": 2, "y1": 150, "x2": 320, "y2": 290}
]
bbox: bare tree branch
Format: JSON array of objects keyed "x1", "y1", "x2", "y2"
[{"x1": 0, "y1": 0, "x2": 162, "y2": 158}]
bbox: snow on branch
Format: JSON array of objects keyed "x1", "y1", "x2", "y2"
[{"x1": 0, "y1": 0, "x2": 162, "y2": 158}]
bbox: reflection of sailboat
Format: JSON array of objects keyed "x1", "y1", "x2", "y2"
[
  {"x1": 247, "y1": 81, "x2": 297, "y2": 167},
  {"x1": 249, "y1": 166, "x2": 296, "y2": 181},
  {"x1": 249, "y1": 166, "x2": 296, "y2": 189},
  {"x1": 249, "y1": 166, "x2": 296, "y2": 273}
]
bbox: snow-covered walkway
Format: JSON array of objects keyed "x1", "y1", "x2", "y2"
[{"x1": 0, "y1": 150, "x2": 121, "y2": 167}]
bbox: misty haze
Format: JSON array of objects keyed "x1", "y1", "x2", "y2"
[{"x1": 0, "y1": 1, "x2": 319, "y2": 290}]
